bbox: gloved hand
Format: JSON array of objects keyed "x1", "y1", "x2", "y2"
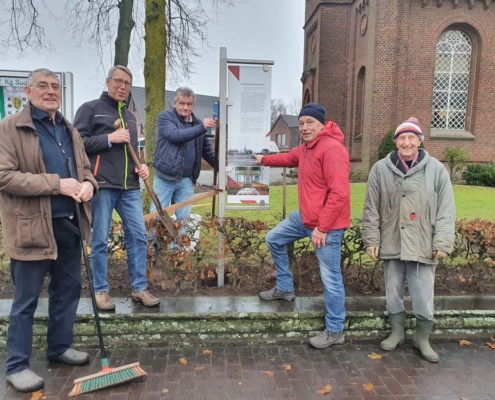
[
  {"x1": 366, "y1": 246, "x2": 379, "y2": 262},
  {"x1": 434, "y1": 250, "x2": 448, "y2": 261}
]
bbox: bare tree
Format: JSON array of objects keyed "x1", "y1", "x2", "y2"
[
  {"x1": 1, "y1": 0, "x2": 236, "y2": 80},
  {"x1": 144, "y1": 0, "x2": 166, "y2": 167},
  {"x1": 0, "y1": 0, "x2": 54, "y2": 57},
  {"x1": 271, "y1": 97, "x2": 302, "y2": 125},
  {"x1": 271, "y1": 98, "x2": 287, "y2": 125}
]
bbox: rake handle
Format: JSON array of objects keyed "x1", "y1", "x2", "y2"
[{"x1": 66, "y1": 159, "x2": 108, "y2": 360}]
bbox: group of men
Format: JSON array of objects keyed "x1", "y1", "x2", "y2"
[
  {"x1": 0, "y1": 66, "x2": 215, "y2": 392},
  {"x1": 0, "y1": 65, "x2": 455, "y2": 394}
]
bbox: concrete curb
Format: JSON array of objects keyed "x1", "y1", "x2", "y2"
[{"x1": 0, "y1": 296, "x2": 493, "y2": 348}]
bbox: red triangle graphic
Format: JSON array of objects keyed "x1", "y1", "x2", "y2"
[{"x1": 228, "y1": 65, "x2": 240, "y2": 81}]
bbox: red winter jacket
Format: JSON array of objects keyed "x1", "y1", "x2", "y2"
[{"x1": 262, "y1": 121, "x2": 350, "y2": 232}]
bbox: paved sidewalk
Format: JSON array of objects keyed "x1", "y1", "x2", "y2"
[{"x1": 0, "y1": 339, "x2": 494, "y2": 400}]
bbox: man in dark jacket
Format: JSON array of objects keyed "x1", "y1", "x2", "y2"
[
  {"x1": 74, "y1": 65, "x2": 159, "y2": 311},
  {"x1": 253, "y1": 103, "x2": 351, "y2": 349},
  {"x1": 0, "y1": 68, "x2": 98, "y2": 393},
  {"x1": 152, "y1": 87, "x2": 216, "y2": 227}
]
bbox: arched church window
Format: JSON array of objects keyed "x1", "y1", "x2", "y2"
[
  {"x1": 354, "y1": 67, "x2": 366, "y2": 139},
  {"x1": 303, "y1": 89, "x2": 311, "y2": 106},
  {"x1": 431, "y1": 30, "x2": 471, "y2": 130}
]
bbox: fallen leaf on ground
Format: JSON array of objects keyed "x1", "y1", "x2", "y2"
[
  {"x1": 491, "y1": 336, "x2": 495, "y2": 342},
  {"x1": 269, "y1": 358, "x2": 276, "y2": 362},
  {"x1": 30, "y1": 391, "x2": 45, "y2": 400},
  {"x1": 203, "y1": 349, "x2": 212, "y2": 355},
  {"x1": 179, "y1": 357, "x2": 187, "y2": 365},
  {"x1": 284, "y1": 365, "x2": 291, "y2": 371},
  {"x1": 350, "y1": 382, "x2": 357, "y2": 385},
  {"x1": 486, "y1": 342, "x2": 495, "y2": 349},
  {"x1": 363, "y1": 382, "x2": 375, "y2": 391},
  {"x1": 194, "y1": 366, "x2": 205, "y2": 370},
  {"x1": 260, "y1": 371, "x2": 275, "y2": 377},
  {"x1": 459, "y1": 275, "x2": 466, "y2": 283},
  {"x1": 161, "y1": 389, "x2": 169, "y2": 393},
  {"x1": 316, "y1": 385, "x2": 332, "y2": 395},
  {"x1": 459, "y1": 339, "x2": 471, "y2": 346},
  {"x1": 367, "y1": 352, "x2": 382, "y2": 360}
]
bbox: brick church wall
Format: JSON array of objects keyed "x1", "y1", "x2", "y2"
[{"x1": 303, "y1": 0, "x2": 495, "y2": 174}]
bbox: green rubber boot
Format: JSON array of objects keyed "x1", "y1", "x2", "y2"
[
  {"x1": 413, "y1": 319, "x2": 439, "y2": 363},
  {"x1": 380, "y1": 311, "x2": 406, "y2": 351}
]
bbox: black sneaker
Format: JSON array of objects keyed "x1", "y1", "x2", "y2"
[{"x1": 258, "y1": 287, "x2": 295, "y2": 301}]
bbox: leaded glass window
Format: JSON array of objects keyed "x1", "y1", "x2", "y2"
[{"x1": 431, "y1": 30, "x2": 471, "y2": 130}]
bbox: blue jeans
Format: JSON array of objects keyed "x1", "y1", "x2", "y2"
[
  {"x1": 6, "y1": 218, "x2": 81, "y2": 375},
  {"x1": 265, "y1": 211, "x2": 346, "y2": 332},
  {"x1": 151, "y1": 175, "x2": 194, "y2": 223},
  {"x1": 90, "y1": 188, "x2": 148, "y2": 293}
]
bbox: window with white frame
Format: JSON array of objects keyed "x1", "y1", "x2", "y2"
[
  {"x1": 431, "y1": 30, "x2": 472, "y2": 130},
  {"x1": 277, "y1": 133, "x2": 286, "y2": 148}
]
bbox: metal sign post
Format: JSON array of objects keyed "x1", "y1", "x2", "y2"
[{"x1": 217, "y1": 48, "x2": 275, "y2": 286}]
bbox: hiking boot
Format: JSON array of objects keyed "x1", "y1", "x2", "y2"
[
  {"x1": 309, "y1": 329, "x2": 345, "y2": 349},
  {"x1": 95, "y1": 291, "x2": 116, "y2": 311},
  {"x1": 6, "y1": 369, "x2": 44, "y2": 393},
  {"x1": 258, "y1": 287, "x2": 295, "y2": 301},
  {"x1": 413, "y1": 319, "x2": 439, "y2": 363},
  {"x1": 380, "y1": 311, "x2": 406, "y2": 351},
  {"x1": 131, "y1": 290, "x2": 160, "y2": 307},
  {"x1": 48, "y1": 348, "x2": 89, "y2": 365}
]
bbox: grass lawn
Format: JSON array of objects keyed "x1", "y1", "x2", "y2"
[{"x1": 185, "y1": 183, "x2": 495, "y2": 223}]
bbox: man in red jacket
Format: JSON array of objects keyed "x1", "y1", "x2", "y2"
[{"x1": 253, "y1": 103, "x2": 350, "y2": 348}]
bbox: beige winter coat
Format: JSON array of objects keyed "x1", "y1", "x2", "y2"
[
  {"x1": 0, "y1": 104, "x2": 97, "y2": 261},
  {"x1": 362, "y1": 150, "x2": 455, "y2": 265}
]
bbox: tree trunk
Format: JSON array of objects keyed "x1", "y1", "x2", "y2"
[
  {"x1": 114, "y1": 0, "x2": 135, "y2": 66},
  {"x1": 144, "y1": 0, "x2": 166, "y2": 176}
]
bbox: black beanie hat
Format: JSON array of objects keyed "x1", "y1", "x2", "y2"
[{"x1": 298, "y1": 103, "x2": 326, "y2": 124}]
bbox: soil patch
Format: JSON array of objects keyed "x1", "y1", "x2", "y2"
[{"x1": 0, "y1": 255, "x2": 492, "y2": 300}]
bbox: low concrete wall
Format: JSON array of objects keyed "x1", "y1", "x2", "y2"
[{"x1": 0, "y1": 296, "x2": 493, "y2": 349}]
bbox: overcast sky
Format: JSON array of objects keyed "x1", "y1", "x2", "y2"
[{"x1": 0, "y1": 0, "x2": 305, "y2": 111}]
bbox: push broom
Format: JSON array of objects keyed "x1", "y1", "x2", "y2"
[{"x1": 66, "y1": 158, "x2": 147, "y2": 397}]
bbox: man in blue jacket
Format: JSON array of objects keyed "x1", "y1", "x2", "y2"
[
  {"x1": 152, "y1": 87, "x2": 216, "y2": 227},
  {"x1": 74, "y1": 65, "x2": 160, "y2": 311}
]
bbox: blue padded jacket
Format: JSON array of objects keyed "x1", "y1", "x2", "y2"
[{"x1": 153, "y1": 107, "x2": 215, "y2": 183}]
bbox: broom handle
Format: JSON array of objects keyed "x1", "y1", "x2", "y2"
[{"x1": 67, "y1": 159, "x2": 108, "y2": 360}]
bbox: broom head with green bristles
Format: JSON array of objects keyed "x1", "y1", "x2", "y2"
[{"x1": 68, "y1": 361, "x2": 147, "y2": 396}]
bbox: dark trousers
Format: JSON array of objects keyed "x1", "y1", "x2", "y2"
[{"x1": 6, "y1": 218, "x2": 82, "y2": 375}]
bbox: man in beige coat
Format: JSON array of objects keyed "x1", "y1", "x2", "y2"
[{"x1": 0, "y1": 68, "x2": 98, "y2": 393}]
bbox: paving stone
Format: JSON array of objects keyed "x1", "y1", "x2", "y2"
[{"x1": 1, "y1": 341, "x2": 495, "y2": 399}]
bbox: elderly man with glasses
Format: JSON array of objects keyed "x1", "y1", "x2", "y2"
[
  {"x1": 0, "y1": 68, "x2": 98, "y2": 392},
  {"x1": 74, "y1": 65, "x2": 160, "y2": 311}
]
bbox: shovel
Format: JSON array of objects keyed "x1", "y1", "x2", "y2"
[
  {"x1": 112, "y1": 117, "x2": 178, "y2": 240},
  {"x1": 125, "y1": 143, "x2": 178, "y2": 240}
]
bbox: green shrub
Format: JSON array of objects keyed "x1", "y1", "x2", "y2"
[
  {"x1": 443, "y1": 146, "x2": 470, "y2": 180},
  {"x1": 378, "y1": 129, "x2": 396, "y2": 159},
  {"x1": 463, "y1": 163, "x2": 495, "y2": 187}
]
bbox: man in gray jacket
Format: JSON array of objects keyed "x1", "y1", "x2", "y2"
[{"x1": 362, "y1": 117, "x2": 455, "y2": 363}]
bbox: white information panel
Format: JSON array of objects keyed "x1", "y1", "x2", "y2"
[
  {"x1": 226, "y1": 65, "x2": 272, "y2": 205},
  {"x1": 0, "y1": 70, "x2": 74, "y2": 122}
]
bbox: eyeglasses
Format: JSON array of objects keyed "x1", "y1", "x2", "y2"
[
  {"x1": 31, "y1": 82, "x2": 61, "y2": 92},
  {"x1": 109, "y1": 78, "x2": 132, "y2": 88}
]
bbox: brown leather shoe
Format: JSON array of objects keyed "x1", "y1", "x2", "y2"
[
  {"x1": 95, "y1": 291, "x2": 116, "y2": 311},
  {"x1": 131, "y1": 290, "x2": 160, "y2": 307}
]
